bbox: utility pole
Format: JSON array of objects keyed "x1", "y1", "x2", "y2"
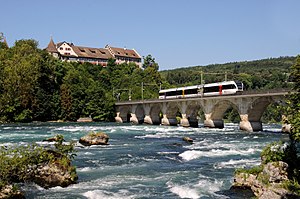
[
  {"x1": 141, "y1": 82, "x2": 144, "y2": 101},
  {"x1": 129, "y1": 89, "x2": 131, "y2": 101}
]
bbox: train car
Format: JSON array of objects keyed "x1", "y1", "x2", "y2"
[
  {"x1": 203, "y1": 81, "x2": 243, "y2": 96},
  {"x1": 159, "y1": 81, "x2": 243, "y2": 99},
  {"x1": 158, "y1": 85, "x2": 202, "y2": 99}
]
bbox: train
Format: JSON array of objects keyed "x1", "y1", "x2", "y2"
[{"x1": 158, "y1": 81, "x2": 244, "y2": 99}]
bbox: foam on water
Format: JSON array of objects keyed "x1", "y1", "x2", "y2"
[
  {"x1": 179, "y1": 148, "x2": 258, "y2": 161},
  {"x1": 214, "y1": 158, "x2": 261, "y2": 169},
  {"x1": 77, "y1": 167, "x2": 94, "y2": 172},
  {"x1": 169, "y1": 185, "x2": 200, "y2": 199},
  {"x1": 195, "y1": 178, "x2": 228, "y2": 198},
  {"x1": 82, "y1": 189, "x2": 135, "y2": 199}
]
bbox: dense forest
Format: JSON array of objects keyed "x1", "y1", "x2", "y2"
[
  {"x1": 0, "y1": 37, "x2": 161, "y2": 123},
  {"x1": 160, "y1": 56, "x2": 295, "y2": 90},
  {"x1": 0, "y1": 35, "x2": 297, "y2": 123}
]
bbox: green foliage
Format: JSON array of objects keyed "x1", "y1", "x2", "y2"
[
  {"x1": 286, "y1": 56, "x2": 300, "y2": 142},
  {"x1": 143, "y1": 54, "x2": 159, "y2": 71},
  {"x1": 53, "y1": 134, "x2": 76, "y2": 160},
  {"x1": 235, "y1": 165, "x2": 263, "y2": 175},
  {"x1": 160, "y1": 56, "x2": 294, "y2": 90},
  {"x1": 282, "y1": 179, "x2": 300, "y2": 195},
  {"x1": 0, "y1": 135, "x2": 76, "y2": 189},
  {"x1": 0, "y1": 38, "x2": 162, "y2": 122},
  {"x1": 260, "y1": 141, "x2": 287, "y2": 164}
]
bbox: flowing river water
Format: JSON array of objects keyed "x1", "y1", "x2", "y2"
[{"x1": 0, "y1": 122, "x2": 288, "y2": 199}]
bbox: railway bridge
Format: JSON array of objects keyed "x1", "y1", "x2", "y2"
[{"x1": 115, "y1": 90, "x2": 289, "y2": 132}]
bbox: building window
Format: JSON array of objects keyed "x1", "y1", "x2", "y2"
[
  {"x1": 59, "y1": 47, "x2": 63, "y2": 50},
  {"x1": 90, "y1": 50, "x2": 96, "y2": 53}
]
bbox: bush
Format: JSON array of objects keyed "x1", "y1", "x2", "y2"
[
  {"x1": 0, "y1": 135, "x2": 76, "y2": 189},
  {"x1": 235, "y1": 165, "x2": 263, "y2": 175},
  {"x1": 260, "y1": 141, "x2": 287, "y2": 164}
]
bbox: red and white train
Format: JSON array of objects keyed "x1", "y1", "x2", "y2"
[{"x1": 159, "y1": 81, "x2": 244, "y2": 99}]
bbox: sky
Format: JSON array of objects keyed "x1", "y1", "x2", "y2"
[{"x1": 1, "y1": 0, "x2": 300, "y2": 70}]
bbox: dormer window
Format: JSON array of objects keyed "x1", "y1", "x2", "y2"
[
  {"x1": 90, "y1": 50, "x2": 96, "y2": 53},
  {"x1": 80, "y1": 49, "x2": 85, "y2": 52},
  {"x1": 100, "y1": 51, "x2": 106, "y2": 54}
]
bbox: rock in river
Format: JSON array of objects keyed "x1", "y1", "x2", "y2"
[{"x1": 79, "y1": 132, "x2": 109, "y2": 146}]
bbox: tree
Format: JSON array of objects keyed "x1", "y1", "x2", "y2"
[
  {"x1": 287, "y1": 55, "x2": 300, "y2": 142},
  {"x1": 0, "y1": 39, "x2": 42, "y2": 122},
  {"x1": 142, "y1": 54, "x2": 159, "y2": 71},
  {"x1": 0, "y1": 33, "x2": 7, "y2": 49}
]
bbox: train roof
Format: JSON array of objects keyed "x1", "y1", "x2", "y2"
[
  {"x1": 159, "y1": 85, "x2": 200, "y2": 93},
  {"x1": 203, "y1": 81, "x2": 236, "y2": 87}
]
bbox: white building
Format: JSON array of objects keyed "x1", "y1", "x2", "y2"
[{"x1": 46, "y1": 38, "x2": 142, "y2": 67}]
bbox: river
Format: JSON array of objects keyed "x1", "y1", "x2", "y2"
[{"x1": 0, "y1": 122, "x2": 288, "y2": 199}]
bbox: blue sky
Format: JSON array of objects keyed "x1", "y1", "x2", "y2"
[{"x1": 1, "y1": 0, "x2": 300, "y2": 70}]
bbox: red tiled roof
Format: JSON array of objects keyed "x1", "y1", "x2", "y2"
[
  {"x1": 72, "y1": 45, "x2": 113, "y2": 59},
  {"x1": 45, "y1": 38, "x2": 58, "y2": 53},
  {"x1": 106, "y1": 45, "x2": 141, "y2": 59}
]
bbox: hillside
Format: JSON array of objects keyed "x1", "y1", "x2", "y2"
[{"x1": 160, "y1": 56, "x2": 296, "y2": 90}]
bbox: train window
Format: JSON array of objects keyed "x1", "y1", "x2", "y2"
[
  {"x1": 204, "y1": 86, "x2": 219, "y2": 93},
  {"x1": 223, "y1": 84, "x2": 236, "y2": 89},
  {"x1": 176, "y1": 90, "x2": 183, "y2": 96},
  {"x1": 185, "y1": 88, "x2": 198, "y2": 95},
  {"x1": 166, "y1": 91, "x2": 178, "y2": 96}
]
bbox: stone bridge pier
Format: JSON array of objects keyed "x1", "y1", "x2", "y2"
[
  {"x1": 161, "y1": 102, "x2": 178, "y2": 126},
  {"x1": 178, "y1": 101, "x2": 199, "y2": 127},
  {"x1": 202, "y1": 99, "x2": 224, "y2": 129},
  {"x1": 143, "y1": 104, "x2": 161, "y2": 125}
]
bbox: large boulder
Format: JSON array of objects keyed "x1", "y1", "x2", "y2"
[
  {"x1": 263, "y1": 161, "x2": 288, "y2": 183},
  {"x1": 232, "y1": 172, "x2": 257, "y2": 189},
  {"x1": 79, "y1": 132, "x2": 109, "y2": 146},
  {"x1": 232, "y1": 161, "x2": 298, "y2": 198},
  {"x1": 32, "y1": 162, "x2": 77, "y2": 189},
  {"x1": 43, "y1": 134, "x2": 65, "y2": 142},
  {"x1": 0, "y1": 185, "x2": 25, "y2": 199},
  {"x1": 183, "y1": 136, "x2": 193, "y2": 144}
]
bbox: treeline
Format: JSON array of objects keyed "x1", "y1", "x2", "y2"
[
  {"x1": 0, "y1": 38, "x2": 161, "y2": 123},
  {"x1": 160, "y1": 56, "x2": 296, "y2": 90}
]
